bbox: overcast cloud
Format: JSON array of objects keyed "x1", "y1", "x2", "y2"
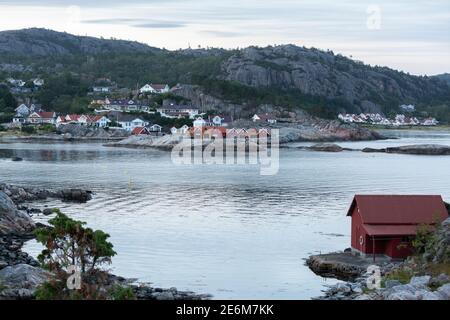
[{"x1": 0, "y1": 0, "x2": 449, "y2": 75}]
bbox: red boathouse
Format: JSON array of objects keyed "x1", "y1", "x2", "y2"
[{"x1": 347, "y1": 195, "x2": 448, "y2": 259}]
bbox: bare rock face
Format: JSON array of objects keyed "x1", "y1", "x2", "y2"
[
  {"x1": 221, "y1": 45, "x2": 450, "y2": 114},
  {"x1": 0, "y1": 28, "x2": 158, "y2": 56},
  {"x1": 308, "y1": 143, "x2": 343, "y2": 152},
  {"x1": 0, "y1": 192, "x2": 35, "y2": 235},
  {"x1": 0, "y1": 264, "x2": 50, "y2": 299},
  {"x1": 57, "y1": 124, "x2": 129, "y2": 140},
  {"x1": 171, "y1": 85, "x2": 245, "y2": 118},
  {"x1": 363, "y1": 145, "x2": 450, "y2": 155}
]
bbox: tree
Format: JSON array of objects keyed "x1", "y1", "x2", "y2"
[
  {"x1": 0, "y1": 85, "x2": 17, "y2": 114},
  {"x1": 34, "y1": 210, "x2": 117, "y2": 299},
  {"x1": 35, "y1": 210, "x2": 116, "y2": 273}
]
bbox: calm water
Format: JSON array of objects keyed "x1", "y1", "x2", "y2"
[{"x1": 1, "y1": 129, "x2": 450, "y2": 299}]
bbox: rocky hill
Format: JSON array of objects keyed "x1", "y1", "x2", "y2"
[
  {"x1": 0, "y1": 28, "x2": 159, "y2": 56},
  {"x1": 0, "y1": 29, "x2": 449, "y2": 120},
  {"x1": 434, "y1": 73, "x2": 450, "y2": 85},
  {"x1": 220, "y1": 45, "x2": 450, "y2": 114}
]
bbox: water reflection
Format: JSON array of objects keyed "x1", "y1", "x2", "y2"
[{"x1": 1, "y1": 131, "x2": 449, "y2": 299}]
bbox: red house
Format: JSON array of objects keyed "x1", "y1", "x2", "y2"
[
  {"x1": 347, "y1": 195, "x2": 448, "y2": 260},
  {"x1": 131, "y1": 127, "x2": 150, "y2": 135}
]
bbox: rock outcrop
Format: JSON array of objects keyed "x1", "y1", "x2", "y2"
[
  {"x1": 221, "y1": 45, "x2": 450, "y2": 114},
  {"x1": 0, "y1": 192, "x2": 35, "y2": 235},
  {"x1": 0, "y1": 264, "x2": 50, "y2": 299},
  {"x1": 362, "y1": 144, "x2": 450, "y2": 155},
  {"x1": 57, "y1": 124, "x2": 129, "y2": 141},
  {"x1": 0, "y1": 184, "x2": 92, "y2": 204},
  {"x1": 307, "y1": 143, "x2": 344, "y2": 152},
  {"x1": 0, "y1": 28, "x2": 159, "y2": 56}
]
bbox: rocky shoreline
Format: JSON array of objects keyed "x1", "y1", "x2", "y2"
[
  {"x1": 0, "y1": 183, "x2": 210, "y2": 300},
  {"x1": 297, "y1": 143, "x2": 450, "y2": 156},
  {"x1": 0, "y1": 124, "x2": 130, "y2": 142}
]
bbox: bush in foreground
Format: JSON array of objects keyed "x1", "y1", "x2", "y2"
[{"x1": 34, "y1": 210, "x2": 136, "y2": 300}]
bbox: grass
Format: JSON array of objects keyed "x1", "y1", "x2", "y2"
[
  {"x1": 381, "y1": 269, "x2": 413, "y2": 287},
  {"x1": 0, "y1": 281, "x2": 7, "y2": 293},
  {"x1": 426, "y1": 263, "x2": 450, "y2": 278}
]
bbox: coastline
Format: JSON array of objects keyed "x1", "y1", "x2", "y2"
[{"x1": 0, "y1": 183, "x2": 211, "y2": 300}]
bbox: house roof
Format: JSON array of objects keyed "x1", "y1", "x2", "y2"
[
  {"x1": 113, "y1": 114, "x2": 144, "y2": 122},
  {"x1": 158, "y1": 105, "x2": 197, "y2": 111},
  {"x1": 210, "y1": 115, "x2": 233, "y2": 123},
  {"x1": 255, "y1": 113, "x2": 276, "y2": 121},
  {"x1": 150, "y1": 84, "x2": 168, "y2": 90},
  {"x1": 31, "y1": 111, "x2": 54, "y2": 119},
  {"x1": 347, "y1": 195, "x2": 448, "y2": 225},
  {"x1": 131, "y1": 127, "x2": 149, "y2": 135}
]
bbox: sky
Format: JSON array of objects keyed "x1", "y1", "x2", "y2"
[{"x1": 0, "y1": 0, "x2": 449, "y2": 75}]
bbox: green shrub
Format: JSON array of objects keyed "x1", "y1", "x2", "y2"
[
  {"x1": 34, "y1": 211, "x2": 117, "y2": 300},
  {"x1": 35, "y1": 280, "x2": 63, "y2": 300},
  {"x1": 21, "y1": 126, "x2": 36, "y2": 134},
  {"x1": 39, "y1": 124, "x2": 56, "y2": 133},
  {"x1": 108, "y1": 285, "x2": 136, "y2": 300},
  {"x1": 382, "y1": 268, "x2": 413, "y2": 287},
  {"x1": 412, "y1": 223, "x2": 438, "y2": 257}
]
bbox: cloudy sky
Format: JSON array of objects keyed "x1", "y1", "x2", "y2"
[{"x1": 0, "y1": 0, "x2": 449, "y2": 75}]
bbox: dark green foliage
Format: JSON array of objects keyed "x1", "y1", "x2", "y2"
[
  {"x1": 108, "y1": 285, "x2": 136, "y2": 300},
  {"x1": 21, "y1": 126, "x2": 36, "y2": 134},
  {"x1": 1, "y1": 41, "x2": 449, "y2": 121},
  {"x1": 34, "y1": 210, "x2": 118, "y2": 300},
  {"x1": 35, "y1": 210, "x2": 116, "y2": 273},
  {"x1": 35, "y1": 73, "x2": 89, "y2": 112},
  {"x1": 0, "y1": 85, "x2": 17, "y2": 113},
  {"x1": 412, "y1": 224, "x2": 437, "y2": 256},
  {"x1": 0, "y1": 112, "x2": 14, "y2": 123},
  {"x1": 138, "y1": 112, "x2": 193, "y2": 130}
]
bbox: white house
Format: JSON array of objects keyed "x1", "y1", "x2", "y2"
[
  {"x1": 422, "y1": 118, "x2": 438, "y2": 126},
  {"x1": 209, "y1": 115, "x2": 233, "y2": 127},
  {"x1": 116, "y1": 114, "x2": 149, "y2": 132},
  {"x1": 7, "y1": 78, "x2": 25, "y2": 87},
  {"x1": 400, "y1": 104, "x2": 415, "y2": 112},
  {"x1": 171, "y1": 125, "x2": 190, "y2": 135},
  {"x1": 33, "y1": 78, "x2": 45, "y2": 87},
  {"x1": 12, "y1": 115, "x2": 26, "y2": 125},
  {"x1": 156, "y1": 104, "x2": 199, "y2": 119},
  {"x1": 252, "y1": 113, "x2": 277, "y2": 124},
  {"x1": 193, "y1": 117, "x2": 207, "y2": 127},
  {"x1": 90, "y1": 115, "x2": 111, "y2": 128},
  {"x1": 148, "y1": 124, "x2": 162, "y2": 132},
  {"x1": 92, "y1": 86, "x2": 111, "y2": 93},
  {"x1": 28, "y1": 112, "x2": 56, "y2": 124},
  {"x1": 15, "y1": 104, "x2": 30, "y2": 116},
  {"x1": 139, "y1": 84, "x2": 170, "y2": 94}
]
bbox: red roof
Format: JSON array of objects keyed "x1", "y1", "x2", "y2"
[
  {"x1": 150, "y1": 84, "x2": 168, "y2": 90},
  {"x1": 131, "y1": 127, "x2": 149, "y2": 135},
  {"x1": 36, "y1": 112, "x2": 54, "y2": 119},
  {"x1": 347, "y1": 195, "x2": 448, "y2": 225}
]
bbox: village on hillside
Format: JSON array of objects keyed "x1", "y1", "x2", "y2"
[
  {"x1": 338, "y1": 104, "x2": 439, "y2": 127},
  {"x1": 0, "y1": 76, "x2": 441, "y2": 142},
  {"x1": 1, "y1": 78, "x2": 279, "y2": 139}
]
